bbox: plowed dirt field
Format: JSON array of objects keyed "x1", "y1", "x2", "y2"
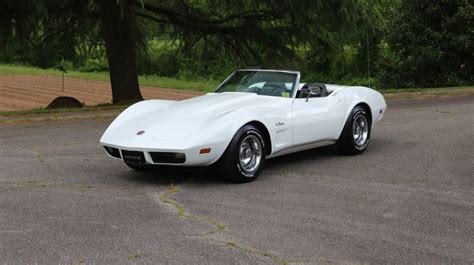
[{"x1": 0, "y1": 75, "x2": 203, "y2": 111}]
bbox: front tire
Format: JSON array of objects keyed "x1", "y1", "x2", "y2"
[
  {"x1": 337, "y1": 106, "x2": 371, "y2": 155},
  {"x1": 218, "y1": 124, "x2": 266, "y2": 183}
]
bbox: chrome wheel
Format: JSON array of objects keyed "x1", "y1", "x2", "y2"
[
  {"x1": 239, "y1": 135, "x2": 262, "y2": 173},
  {"x1": 352, "y1": 115, "x2": 369, "y2": 146}
]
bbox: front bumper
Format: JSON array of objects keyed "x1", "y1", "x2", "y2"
[{"x1": 101, "y1": 141, "x2": 226, "y2": 166}]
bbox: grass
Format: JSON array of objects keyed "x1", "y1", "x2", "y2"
[
  {"x1": 0, "y1": 64, "x2": 218, "y2": 92},
  {"x1": 0, "y1": 105, "x2": 126, "y2": 124},
  {"x1": 378, "y1": 86, "x2": 474, "y2": 94},
  {"x1": 1, "y1": 63, "x2": 472, "y2": 101},
  {"x1": 380, "y1": 86, "x2": 474, "y2": 100},
  {"x1": 0, "y1": 103, "x2": 129, "y2": 117},
  {"x1": 139, "y1": 75, "x2": 217, "y2": 92}
]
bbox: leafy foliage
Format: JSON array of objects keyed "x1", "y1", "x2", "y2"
[
  {"x1": 0, "y1": 0, "x2": 101, "y2": 68},
  {"x1": 379, "y1": 0, "x2": 473, "y2": 87},
  {"x1": 136, "y1": 1, "x2": 381, "y2": 67},
  {"x1": 0, "y1": 0, "x2": 472, "y2": 94}
]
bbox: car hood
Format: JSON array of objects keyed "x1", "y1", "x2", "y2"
[{"x1": 106, "y1": 92, "x2": 280, "y2": 144}]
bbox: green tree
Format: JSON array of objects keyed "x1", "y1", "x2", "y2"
[
  {"x1": 122, "y1": 0, "x2": 384, "y2": 98},
  {"x1": 79, "y1": 0, "x2": 387, "y2": 102},
  {"x1": 0, "y1": 0, "x2": 99, "y2": 67},
  {"x1": 379, "y1": 0, "x2": 474, "y2": 88},
  {"x1": 1, "y1": 0, "x2": 387, "y2": 102},
  {"x1": 0, "y1": 1, "x2": 45, "y2": 63}
]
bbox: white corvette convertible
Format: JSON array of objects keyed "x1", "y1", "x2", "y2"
[{"x1": 101, "y1": 69, "x2": 386, "y2": 182}]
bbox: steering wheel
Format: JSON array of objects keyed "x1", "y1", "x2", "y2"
[{"x1": 260, "y1": 82, "x2": 287, "y2": 96}]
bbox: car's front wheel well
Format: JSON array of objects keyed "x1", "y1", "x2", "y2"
[
  {"x1": 355, "y1": 102, "x2": 372, "y2": 126},
  {"x1": 245, "y1": 121, "x2": 272, "y2": 155}
]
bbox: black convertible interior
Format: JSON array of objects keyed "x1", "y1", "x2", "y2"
[
  {"x1": 245, "y1": 81, "x2": 332, "y2": 99},
  {"x1": 296, "y1": 83, "x2": 331, "y2": 98}
]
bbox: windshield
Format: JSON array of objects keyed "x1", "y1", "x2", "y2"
[{"x1": 215, "y1": 71, "x2": 297, "y2": 98}]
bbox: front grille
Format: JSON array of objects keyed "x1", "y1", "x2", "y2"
[
  {"x1": 121, "y1": 150, "x2": 146, "y2": 164},
  {"x1": 104, "y1": 146, "x2": 121, "y2": 158},
  {"x1": 150, "y1": 152, "x2": 186, "y2": 164}
]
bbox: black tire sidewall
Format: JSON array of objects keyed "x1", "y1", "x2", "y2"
[
  {"x1": 338, "y1": 106, "x2": 371, "y2": 154},
  {"x1": 351, "y1": 109, "x2": 370, "y2": 151},
  {"x1": 221, "y1": 125, "x2": 266, "y2": 182}
]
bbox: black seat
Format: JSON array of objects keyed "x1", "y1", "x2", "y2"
[{"x1": 298, "y1": 83, "x2": 329, "y2": 98}]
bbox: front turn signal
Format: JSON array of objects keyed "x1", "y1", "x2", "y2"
[{"x1": 199, "y1": 148, "x2": 211, "y2": 154}]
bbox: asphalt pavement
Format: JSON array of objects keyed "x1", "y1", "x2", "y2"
[{"x1": 0, "y1": 96, "x2": 473, "y2": 263}]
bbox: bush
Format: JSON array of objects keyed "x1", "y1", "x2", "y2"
[
  {"x1": 138, "y1": 46, "x2": 180, "y2": 77},
  {"x1": 379, "y1": 0, "x2": 474, "y2": 88},
  {"x1": 78, "y1": 58, "x2": 109, "y2": 72}
]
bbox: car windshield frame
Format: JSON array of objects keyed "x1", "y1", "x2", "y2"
[{"x1": 215, "y1": 70, "x2": 299, "y2": 98}]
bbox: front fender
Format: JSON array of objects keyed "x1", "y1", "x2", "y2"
[
  {"x1": 340, "y1": 87, "x2": 387, "y2": 133},
  {"x1": 194, "y1": 106, "x2": 290, "y2": 161}
]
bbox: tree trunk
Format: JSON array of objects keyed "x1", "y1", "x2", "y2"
[
  {"x1": 0, "y1": 29, "x2": 5, "y2": 57},
  {"x1": 101, "y1": 0, "x2": 143, "y2": 103},
  {"x1": 0, "y1": 18, "x2": 8, "y2": 57},
  {"x1": 104, "y1": 36, "x2": 143, "y2": 103}
]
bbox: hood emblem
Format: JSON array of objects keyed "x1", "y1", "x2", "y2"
[{"x1": 136, "y1": 130, "x2": 145, "y2": 135}]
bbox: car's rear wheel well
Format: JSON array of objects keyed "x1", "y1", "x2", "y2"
[
  {"x1": 355, "y1": 103, "x2": 372, "y2": 126},
  {"x1": 246, "y1": 121, "x2": 272, "y2": 155}
]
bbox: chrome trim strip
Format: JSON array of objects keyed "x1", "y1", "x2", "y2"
[{"x1": 267, "y1": 140, "x2": 336, "y2": 159}]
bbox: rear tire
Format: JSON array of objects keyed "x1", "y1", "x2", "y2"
[
  {"x1": 337, "y1": 106, "x2": 371, "y2": 155},
  {"x1": 218, "y1": 124, "x2": 266, "y2": 183}
]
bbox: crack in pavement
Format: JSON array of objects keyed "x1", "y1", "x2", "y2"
[
  {"x1": 157, "y1": 184, "x2": 317, "y2": 265},
  {"x1": 31, "y1": 148, "x2": 56, "y2": 184},
  {"x1": 159, "y1": 184, "x2": 226, "y2": 234},
  {"x1": 2, "y1": 181, "x2": 318, "y2": 264},
  {"x1": 13, "y1": 148, "x2": 325, "y2": 263}
]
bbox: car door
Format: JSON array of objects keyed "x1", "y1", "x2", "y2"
[{"x1": 291, "y1": 91, "x2": 346, "y2": 146}]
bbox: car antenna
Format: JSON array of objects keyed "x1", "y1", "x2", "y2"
[{"x1": 367, "y1": 30, "x2": 371, "y2": 88}]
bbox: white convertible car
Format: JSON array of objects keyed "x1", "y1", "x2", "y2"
[{"x1": 101, "y1": 69, "x2": 386, "y2": 182}]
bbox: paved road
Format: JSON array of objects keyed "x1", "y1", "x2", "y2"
[{"x1": 1, "y1": 96, "x2": 473, "y2": 263}]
